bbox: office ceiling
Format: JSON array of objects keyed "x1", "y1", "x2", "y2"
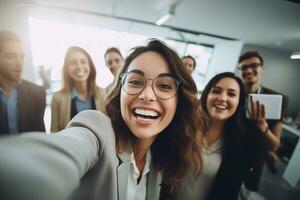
[{"x1": 9, "y1": 0, "x2": 300, "y2": 52}]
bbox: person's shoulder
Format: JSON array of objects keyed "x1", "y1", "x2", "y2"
[
  {"x1": 68, "y1": 110, "x2": 113, "y2": 138},
  {"x1": 20, "y1": 79, "x2": 45, "y2": 92},
  {"x1": 52, "y1": 89, "x2": 70, "y2": 98},
  {"x1": 261, "y1": 86, "x2": 288, "y2": 102},
  {"x1": 261, "y1": 86, "x2": 285, "y2": 96},
  {"x1": 261, "y1": 86, "x2": 279, "y2": 94},
  {"x1": 95, "y1": 85, "x2": 105, "y2": 93}
]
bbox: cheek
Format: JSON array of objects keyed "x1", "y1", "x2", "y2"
[
  {"x1": 206, "y1": 95, "x2": 214, "y2": 107},
  {"x1": 230, "y1": 98, "x2": 240, "y2": 112},
  {"x1": 120, "y1": 91, "x2": 131, "y2": 117},
  {"x1": 68, "y1": 65, "x2": 74, "y2": 74},
  {"x1": 241, "y1": 71, "x2": 247, "y2": 77},
  {"x1": 164, "y1": 97, "x2": 178, "y2": 120}
]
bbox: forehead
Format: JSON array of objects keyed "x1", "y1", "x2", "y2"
[
  {"x1": 215, "y1": 77, "x2": 240, "y2": 92},
  {"x1": 105, "y1": 51, "x2": 122, "y2": 60},
  {"x1": 69, "y1": 51, "x2": 87, "y2": 60},
  {"x1": 182, "y1": 57, "x2": 194, "y2": 63},
  {"x1": 240, "y1": 57, "x2": 261, "y2": 65},
  {"x1": 0, "y1": 41, "x2": 23, "y2": 54},
  {"x1": 127, "y1": 51, "x2": 171, "y2": 78}
]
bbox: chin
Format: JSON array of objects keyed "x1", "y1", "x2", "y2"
[{"x1": 132, "y1": 129, "x2": 158, "y2": 140}]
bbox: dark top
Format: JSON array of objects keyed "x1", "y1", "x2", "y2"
[
  {"x1": 0, "y1": 80, "x2": 46, "y2": 135},
  {"x1": 160, "y1": 121, "x2": 265, "y2": 200}
]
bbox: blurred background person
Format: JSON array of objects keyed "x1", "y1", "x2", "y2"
[
  {"x1": 182, "y1": 55, "x2": 196, "y2": 76},
  {"x1": 38, "y1": 64, "x2": 50, "y2": 90},
  {"x1": 0, "y1": 30, "x2": 45, "y2": 135},
  {"x1": 238, "y1": 51, "x2": 288, "y2": 174},
  {"x1": 51, "y1": 46, "x2": 105, "y2": 132},
  {"x1": 104, "y1": 47, "x2": 124, "y2": 93}
]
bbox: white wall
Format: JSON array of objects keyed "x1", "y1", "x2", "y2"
[
  {"x1": 0, "y1": 2, "x2": 35, "y2": 82},
  {"x1": 205, "y1": 40, "x2": 244, "y2": 85},
  {"x1": 236, "y1": 44, "x2": 300, "y2": 118}
]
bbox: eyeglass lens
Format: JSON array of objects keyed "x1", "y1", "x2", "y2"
[
  {"x1": 121, "y1": 72, "x2": 178, "y2": 99},
  {"x1": 240, "y1": 63, "x2": 261, "y2": 71}
]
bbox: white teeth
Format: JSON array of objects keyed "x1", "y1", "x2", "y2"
[
  {"x1": 215, "y1": 104, "x2": 227, "y2": 109},
  {"x1": 135, "y1": 108, "x2": 158, "y2": 117},
  {"x1": 75, "y1": 72, "x2": 85, "y2": 76}
]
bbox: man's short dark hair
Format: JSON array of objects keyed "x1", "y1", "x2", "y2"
[
  {"x1": 182, "y1": 55, "x2": 196, "y2": 69},
  {"x1": 104, "y1": 47, "x2": 123, "y2": 59},
  {"x1": 238, "y1": 51, "x2": 264, "y2": 65}
]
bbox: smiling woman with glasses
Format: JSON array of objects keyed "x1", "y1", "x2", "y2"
[{"x1": 0, "y1": 39, "x2": 203, "y2": 200}]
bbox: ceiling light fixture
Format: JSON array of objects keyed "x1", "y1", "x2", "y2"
[
  {"x1": 155, "y1": 3, "x2": 177, "y2": 26},
  {"x1": 290, "y1": 52, "x2": 300, "y2": 59},
  {"x1": 155, "y1": 13, "x2": 173, "y2": 26}
]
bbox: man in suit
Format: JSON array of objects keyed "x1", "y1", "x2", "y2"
[
  {"x1": 104, "y1": 47, "x2": 124, "y2": 94},
  {"x1": 182, "y1": 55, "x2": 196, "y2": 75},
  {"x1": 238, "y1": 51, "x2": 288, "y2": 174},
  {"x1": 0, "y1": 30, "x2": 46, "y2": 135}
]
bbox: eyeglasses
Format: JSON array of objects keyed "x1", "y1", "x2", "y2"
[
  {"x1": 238, "y1": 63, "x2": 261, "y2": 71},
  {"x1": 120, "y1": 71, "x2": 181, "y2": 100}
]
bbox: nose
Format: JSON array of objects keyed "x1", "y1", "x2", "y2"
[
  {"x1": 138, "y1": 81, "x2": 156, "y2": 102},
  {"x1": 217, "y1": 92, "x2": 227, "y2": 101}
]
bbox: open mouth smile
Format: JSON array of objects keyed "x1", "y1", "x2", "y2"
[{"x1": 133, "y1": 108, "x2": 160, "y2": 120}]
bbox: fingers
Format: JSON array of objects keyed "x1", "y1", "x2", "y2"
[
  {"x1": 256, "y1": 100, "x2": 260, "y2": 119},
  {"x1": 261, "y1": 103, "x2": 266, "y2": 118},
  {"x1": 249, "y1": 98, "x2": 266, "y2": 120}
]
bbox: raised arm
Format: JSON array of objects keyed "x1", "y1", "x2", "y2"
[{"x1": 0, "y1": 110, "x2": 114, "y2": 200}]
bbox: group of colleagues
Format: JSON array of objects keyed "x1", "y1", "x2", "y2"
[{"x1": 0, "y1": 30, "x2": 288, "y2": 200}]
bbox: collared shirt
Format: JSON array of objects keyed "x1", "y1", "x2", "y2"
[
  {"x1": 71, "y1": 88, "x2": 93, "y2": 113},
  {"x1": 0, "y1": 87, "x2": 18, "y2": 134},
  {"x1": 123, "y1": 150, "x2": 152, "y2": 200}
]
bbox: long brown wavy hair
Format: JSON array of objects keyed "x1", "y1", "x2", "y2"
[
  {"x1": 61, "y1": 46, "x2": 97, "y2": 94},
  {"x1": 105, "y1": 39, "x2": 203, "y2": 192},
  {"x1": 199, "y1": 72, "x2": 247, "y2": 147}
]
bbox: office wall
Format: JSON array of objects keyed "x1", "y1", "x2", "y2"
[
  {"x1": 0, "y1": 2, "x2": 35, "y2": 82},
  {"x1": 237, "y1": 44, "x2": 300, "y2": 118},
  {"x1": 205, "y1": 40, "x2": 244, "y2": 86}
]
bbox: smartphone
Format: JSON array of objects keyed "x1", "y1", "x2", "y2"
[{"x1": 247, "y1": 94, "x2": 283, "y2": 120}]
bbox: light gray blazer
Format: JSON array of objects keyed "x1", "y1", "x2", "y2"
[{"x1": 0, "y1": 110, "x2": 162, "y2": 200}]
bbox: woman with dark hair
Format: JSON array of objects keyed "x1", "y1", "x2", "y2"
[
  {"x1": 171, "y1": 72, "x2": 265, "y2": 200},
  {"x1": 51, "y1": 46, "x2": 106, "y2": 132},
  {"x1": 0, "y1": 39, "x2": 202, "y2": 200}
]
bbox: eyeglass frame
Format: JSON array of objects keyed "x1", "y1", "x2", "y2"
[
  {"x1": 238, "y1": 63, "x2": 262, "y2": 71},
  {"x1": 119, "y1": 71, "x2": 181, "y2": 100}
]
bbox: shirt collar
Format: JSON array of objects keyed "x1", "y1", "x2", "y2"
[
  {"x1": 71, "y1": 88, "x2": 92, "y2": 101},
  {"x1": 256, "y1": 85, "x2": 262, "y2": 94},
  {"x1": 0, "y1": 84, "x2": 19, "y2": 98}
]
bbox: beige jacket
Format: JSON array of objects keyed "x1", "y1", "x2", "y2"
[{"x1": 50, "y1": 86, "x2": 106, "y2": 132}]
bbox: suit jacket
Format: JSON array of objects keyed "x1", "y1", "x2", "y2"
[
  {"x1": 0, "y1": 110, "x2": 162, "y2": 200},
  {"x1": 50, "y1": 86, "x2": 106, "y2": 132},
  {"x1": 0, "y1": 79, "x2": 46, "y2": 135}
]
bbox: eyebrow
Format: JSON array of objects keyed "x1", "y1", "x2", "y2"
[
  {"x1": 127, "y1": 69, "x2": 174, "y2": 78},
  {"x1": 214, "y1": 86, "x2": 238, "y2": 93}
]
